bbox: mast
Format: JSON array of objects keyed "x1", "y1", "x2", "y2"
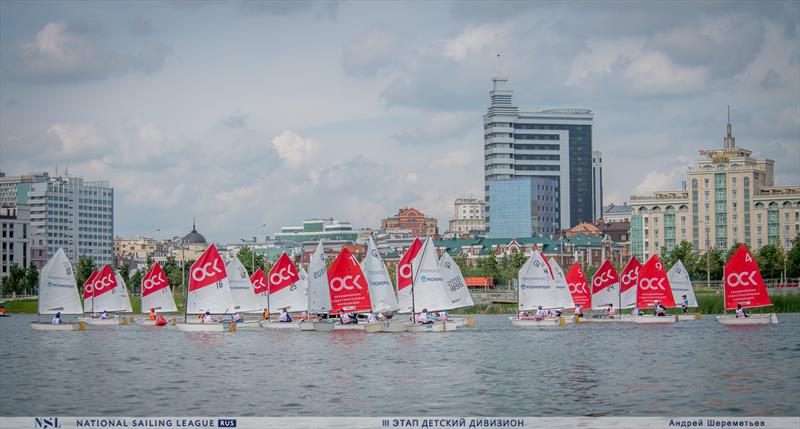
[{"x1": 183, "y1": 267, "x2": 189, "y2": 323}]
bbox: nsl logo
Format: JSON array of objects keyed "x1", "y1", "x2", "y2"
[
  {"x1": 593, "y1": 271, "x2": 613, "y2": 287},
  {"x1": 568, "y1": 282, "x2": 588, "y2": 294},
  {"x1": 640, "y1": 278, "x2": 666, "y2": 290},
  {"x1": 192, "y1": 260, "x2": 223, "y2": 281},
  {"x1": 35, "y1": 418, "x2": 61, "y2": 429},
  {"x1": 621, "y1": 267, "x2": 639, "y2": 285},
  {"x1": 143, "y1": 273, "x2": 166, "y2": 290},
  {"x1": 330, "y1": 275, "x2": 363, "y2": 292},
  {"x1": 269, "y1": 266, "x2": 295, "y2": 284},
  {"x1": 727, "y1": 272, "x2": 757, "y2": 287}
]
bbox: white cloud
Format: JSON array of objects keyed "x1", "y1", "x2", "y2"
[
  {"x1": 623, "y1": 51, "x2": 709, "y2": 95},
  {"x1": 271, "y1": 130, "x2": 319, "y2": 167},
  {"x1": 47, "y1": 123, "x2": 113, "y2": 159},
  {"x1": 392, "y1": 111, "x2": 477, "y2": 145},
  {"x1": 432, "y1": 149, "x2": 472, "y2": 168},
  {"x1": 441, "y1": 24, "x2": 512, "y2": 60},
  {"x1": 632, "y1": 165, "x2": 689, "y2": 195},
  {"x1": 342, "y1": 29, "x2": 398, "y2": 77}
]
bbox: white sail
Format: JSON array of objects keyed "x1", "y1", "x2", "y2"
[
  {"x1": 397, "y1": 279, "x2": 413, "y2": 313},
  {"x1": 668, "y1": 260, "x2": 697, "y2": 307},
  {"x1": 411, "y1": 237, "x2": 453, "y2": 313},
  {"x1": 307, "y1": 242, "x2": 332, "y2": 314},
  {"x1": 141, "y1": 286, "x2": 178, "y2": 313},
  {"x1": 226, "y1": 256, "x2": 261, "y2": 313},
  {"x1": 270, "y1": 267, "x2": 309, "y2": 313},
  {"x1": 620, "y1": 286, "x2": 637, "y2": 309},
  {"x1": 518, "y1": 251, "x2": 560, "y2": 311},
  {"x1": 38, "y1": 248, "x2": 83, "y2": 315},
  {"x1": 439, "y1": 253, "x2": 474, "y2": 309},
  {"x1": 114, "y1": 273, "x2": 133, "y2": 313},
  {"x1": 547, "y1": 257, "x2": 575, "y2": 310},
  {"x1": 364, "y1": 237, "x2": 400, "y2": 313},
  {"x1": 89, "y1": 272, "x2": 127, "y2": 313},
  {"x1": 187, "y1": 278, "x2": 235, "y2": 314}
]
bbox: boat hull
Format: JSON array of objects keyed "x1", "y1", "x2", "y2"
[
  {"x1": 176, "y1": 322, "x2": 234, "y2": 332},
  {"x1": 374, "y1": 320, "x2": 408, "y2": 333},
  {"x1": 81, "y1": 318, "x2": 120, "y2": 326},
  {"x1": 510, "y1": 316, "x2": 571, "y2": 327},
  {"x1": 233, "y1": 320, "x2": 262, "y2": 329},
  {"x1": 406, "y1": 321, "x2": 457, "y2": 332},
  {"x1": 333, "y1": 323, "x2": 365, "y2": 331},
  {"x1": 260, "y1": 321, "x2": 301, "y2": 329},
  {"x1": 302, "y1": 321, "x2": 336, "y2": 331},
  {"x1": 677, "y1": 313, "x2": 702, "y2": 322},
  {"x1": 30, "y1": 321, "x2": 85, "y2": 331},
  {"x1": 624, "y1": 315, "x2": 678, "y2": 324},
  {"x1": 717, "y1": 314, "x2": 778, "y2": 325}
]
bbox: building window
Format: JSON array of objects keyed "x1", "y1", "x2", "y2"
[
  {"x1": 731, "y1": 177, "x2": 737, "y2": 187},
  {"x1": 704, "y1": 178, "x2": 709, "y2": 189}
]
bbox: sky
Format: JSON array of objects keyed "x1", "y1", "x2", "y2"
[{"x1": 1, "y1": 0, "x2": 798, "y2": 243}]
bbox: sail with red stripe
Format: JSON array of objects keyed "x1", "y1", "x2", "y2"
[
  {"x1": 636, "y1": 255, "x2": 675, "y2": 309},
  {"x1": 724, "y1": 245, "x2": 771, "y2": 310},
  {"x1": 591, "y1": 260, "x2": 620, "y2": 310},
  {"x1": 187, "y1": 244, "x2": 235, "y2": 314},
  {"x1": 565, "y1": 263, "x2": 591, "y2": 309},
  {"x1": 82, "y1": 270, "x2": 99, "y2": 302},
  {"x1": 397, "y1": 238, "x2": 423, "y2": 313},
  {"x1": 328, "y1": 247, "x2": 371, "y2": 313},
  {"x1": 141, "y1": 262, "x2": 177, "y2": 313},
  {"x1": 266, "y1": 252, "x2": 307, "y2": 312},
  {"x1": 619, "y1": 257, "x2": 640, "y2": 309},
  {"x1": 84, "y1": 265, "x2": 126, "y2": 312},
  {"x1": 249, "y1": 268, "x2": 270, "y2": 309}
]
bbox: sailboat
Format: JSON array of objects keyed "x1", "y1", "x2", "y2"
[
  {"x1": 81, "y1": 264, "x2": 127, "y2": 325},
  {"x1": 327, "y1": 247, "x2": 373, "y2": 331},
  {"x1": 138, "y1": 262, "x2": 178, "y2": 325},
  {"x1": 547, "y1": 257, "x2": 576, "y2": 312},
  {"x1": 619, "y1": 257, "x2": 640, "y2": 316},
  {"x1": 396, "y1": 237, "x2": 423, "y2": 314},
  {"x1": 667, "y1": 260, "x2": 701, "y2": 321},
  {"x1": 510, "y1": 250, "x2": 570, "y2": 327},
  {"x1": 361, "y1": 237, "x2": 406, "y2": 332},
  {"x1": 113, "y1": 272, "x2": 134, "y2": 324},
  {"x1": 301, "y1": 242, "x2": 334, "y2": 331},
  {"x1": 717, "y1": 245, "x2": 778, "y2": 325},
  {"x1": 407, "y1": 237, "x2": 458, "y2": 332},
  {"x1": 438, "y1": 252, "x2": 476, "y2": 327},
  {"x1": 565, "y1": 262, "x2": 591, "y2": 320},
  {"x1": 628, "y1": 255, "x2": 678, "y2": 323},
  {"x1": 226, "y1": 256, "x2": 262, "y2": 328},
  {"x1": 30, "y1": 248, "x2": 86, "y2": 331},
  {"x1": 588, "y1": 259, "x2": 622, "y2": 323},
  {"x1": 260, "y1": 252, "x2": 308, "y2": 329},
  {"x1": 176, "y1": 244, "x2": 237, "y2": 332}
]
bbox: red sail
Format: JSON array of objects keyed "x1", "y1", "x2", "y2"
[
  {"x1": 619, "y1": 257, "x2": 641, "y2": 294},
  {"x1": 142, "y1": 262, "x2": 169, "y2": 297},
  {"x1": 90, "y1": 265, "x2": 118, "y2": 298},
  {"x1": 327, "y1": 247, "x2": 372, "y2": 313},
  {"x1": 397, "y1": 238, "x2": 423, "y2": 291},
  {"x1": 267, "y1": 252, "x2": 300, "y2": 294},
  {"x1": 565, "y1": 263, "x2": 591, "y2": 309},
  {"x1": 83, "y1": 270, "x2": 99, "y2": 299},
  {"x1": 591, "y1": 259, "x2": 619, "y2": 294},
  {"x1": 636, "y1": 255, "x2": 676, "y2": 308},
  {"x1": 724, "y1": 245, "x2": 771, "y2": 310},
  {"x1": 189, "y1": 244, "x2": 226, "y2": 292},
  {"x1": 250, "y1": 268, "x2": 269, "y2": 295}
]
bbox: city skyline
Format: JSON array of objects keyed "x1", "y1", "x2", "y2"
[{"x1": 1, "y1": 1, "x2": 798, "y2": 243}]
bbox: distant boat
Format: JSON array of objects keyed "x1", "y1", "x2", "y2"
[
  {"x1": 81, "y1": 264, "x2": 127, "y2": 325},
  {"x1": 407, "y1": 237, "x2": 457, "y2": 332},
  {"x1": 565, "y1": 262, "x2": 591, "y2": 313},
  {"x1": 249, "y1": 268, "x2": 270, "y2": 312},
  {"x1": 438, "y1": 252, "x2": 475, "y2": 327},
  {"x1": 176, "y1": 244, "x2": 237, "y2": 332},
  {"x1": 667, "y1": 260, "x2": 701, "y2": 321},
  {"x1": 547, "y1": 257, "x2": 576, "y2": 311},
  {"x1": 326, "y1": 247, "x2": 373, "y2": 331},
  {"x1": 261, "y1": 252, "x2": 307, "y2": 329},
  {"x1": 717, "y1": 245, "x2": 777, "y2": 325},
  {"x1": 139, "y1": 262, "x2": 178, "y2": 324},
  {"x1": 628, "y1": 255, "x2": 678, "y2": 323},
  {"x1": 396, "y1": 237, "x2": 423, "y2": 314},
  {"x1": 361, "y1": 237, "x2": 406, "y2": 332},
  {"x1": 225, "y1": 256, "x2": 262, "y2": 328},
  {"x1": 300, "y1": 242, "x2": 334, "y2": 331},
  {"x1": 30, "y1": 249, "x2": 86, "y2": 331},
  {"x1": 619, "y1": 257, "x2": 640, "y2": 312},
  {"x1": 509, "y1": 250, "x2": 569, "y2": 328}
]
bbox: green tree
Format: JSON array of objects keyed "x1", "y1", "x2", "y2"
[
  {"x1": 25, "y1": 263, "x2": 39, "y2": 295},
  {"x1": 118, "y1": 263, "x2": 131, "y2": 285},
  {"x1": 75, "y1": 256, "x2": 97, "y2": 288},
  {"x1": 666, "y1": 240, "x2": 695, "y2": 272},
  {"x1": 786, "y1": 239, "x2": 800, "y2": 279},
  {"x1": 130, "y1": 268, "x2": 145, "y2": 297},
  {"x1": 453, "y1": 253, "x2": 471, "y2": 277},
  {"x1": 476, "y1": 249, "x2": 499, "y2": 282},
  {"x1": 756, "y1": 244, "x2": 785, "y2": 279},
  {"x1": 1, "y1": 264, "x2": 26, "y2": 295},
  {"x1": 236, "y1": 246, "x2": 266, "y2": 275}
]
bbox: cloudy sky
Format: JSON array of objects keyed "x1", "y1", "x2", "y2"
[{"x1": 1, "y1": 0, "x2": 798, "y2": 242}]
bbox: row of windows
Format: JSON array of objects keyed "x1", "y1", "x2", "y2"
[
  {"x1": 514, "y1": 154, "x2": 560, "y2": 161},
  {"x1": 514, "y1": 165, "x2": 560, "y2": 171},
  {"x1": 514, "y1": 134, "x2": 559, "y2": 140},
  {"x1": 515, "y1": 144, "x2": 560, "y2": 151}
]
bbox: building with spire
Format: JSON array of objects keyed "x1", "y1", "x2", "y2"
[
  {"x1": 483, "y1": 74, "x2": 597, "y2": 238},
  {"x1": 629, "y1": 110, "x2": 799, "y2": 260}
]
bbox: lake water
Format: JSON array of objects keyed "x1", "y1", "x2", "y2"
[{"x1": 1, "y1": 314, "x2": 799, "y2": 416}]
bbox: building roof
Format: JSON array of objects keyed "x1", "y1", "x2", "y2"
[
  {"x1": 183, "y1": 219, "x2": 207, "y2": 244},
  {"x1": 603, "y1": 203, "x2": 633, "y2": 215}
]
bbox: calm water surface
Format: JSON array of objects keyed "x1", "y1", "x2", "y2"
[{"x1": 1, "y1": 314, "x2": 799, "y2": 416}]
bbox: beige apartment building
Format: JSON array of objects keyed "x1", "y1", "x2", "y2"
[
  {"x1": 629, "y1": 115, "x2": 799, "y2": 260},
  {"x1": 445, "y1": 198, "x2": 486, "y2": 238}
]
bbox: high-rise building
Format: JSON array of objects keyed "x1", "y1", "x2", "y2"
[
  {"x1": 445, "y1": 198, "x2": 486, "y2": 238},
  {"x1": 381, "y1": 208, "x2": 439, "y2": 238},
  {"x1": 487, "y1": 177, "x2": 559, "y2": 239},
  {"x1": 629, "y1": 112, "x2": 799, "y2": 259},
  {"x1": 484, "y1": 75, "x2": 596, "y2": 234},
  {"x1": 1, "y1": 206, "x2": 31, "y2": 278},
  {"x1": 592, "y1": 150, "x2": 603, "y2": 220},
  {"x1": 1, "y1": 173, "x2": 114, "y2": 266}
]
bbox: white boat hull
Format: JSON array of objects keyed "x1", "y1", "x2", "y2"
[
  {"x1": 260, "y1": 320, "x2": 301, "y2": 329},
  {"x1": 624, "y1": 315, "x2": 678, "y2": 324},
  {"x1": 30, "y1": 321, "x2": 85, "y2": 331},
  {"x1": 373, "y1": 320, "x2": 408, "y2": 333},
  {"x1": 176, "y1": 322, "x2": 233, "y2": 332},
  {"x1": 406, "y1": 321, "x2": 457, "y2": 332},
  {"x1": 717, "y1": 314, "x2": 778, "y2": 325},
  {"x1": 677, "y1": 313, "x2": 702, "y2": 322},
  {"x1": 81, "y1": 318, "x2": 120, "y2": 326},
  {"x1": 510, "y1": 316, "x2": 571, "y2": 327},
  {"x1": 233, "y1": 320, "x2": 262, "y2": 329},
  {"x1": 333, "y1": 323, "x2": 365, "y2": 331},
  {"x1": 300, "y1": 320, "x2": 336, "y2": 331}
]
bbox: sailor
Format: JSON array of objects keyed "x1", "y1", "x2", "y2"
[
  {"x1": 438, "y1": 310, "x2": 448, "y2": 321},
  {"x1": 631, "y1": 307, "x2": 641, "y2": 316},
  {"x1": 149, "y1": 308, "x2": 156, "y2": 320},
  {"x1": 339, "y1": 310, "x2": 351, "y2": 324},
  {"x1": 279, "y1": 308, "x2": 292, "y2": 323},
  {"x1": 232, "y1": 313, "x2": 243, "y2": 323},
  {"x1": 654, "y1": 301, "x2": 667, "y2": 317},
  {"x1": 680, "y1": 295, "x2": 689, "y2": 314},
  {"x1": 607, "y1": 303, "x2": 616, "y2": 318},
  {"x1": 736, "y1": 303, "x2": 749, "y2": 318},
  {"x1": 262, "y1": 308, "x2": 270, "y2": 320},
  {"x1": 367, "y1": 313, "x2": 377, "y2": 323},
  {"x1": 416, "y1": 309, "x2": 433, "y2": 324},
  {"x1": 574, "y1": 304, "x2": 584, "y2": 318},
  {"x1": 376, "y1": 312, "x2": 387, "y2": 322},
  {"x1": 100, "y1": 310, "x2": 109, "y2": 319},
  {"x1": 202, "y1": 311, "x2": 214, "y2": 324},
  {"x1": 534, "y1": 305, "x2": 548, "y2": 321},
  {"x1": 51, "y1": 311, "x2": 63, "y2": 324}
]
